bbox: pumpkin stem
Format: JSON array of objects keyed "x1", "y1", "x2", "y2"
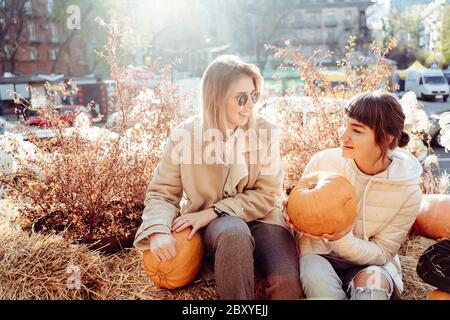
[
  {"x1": 308, "y1": 182, "x2": 317, "y2": 189},
  {"x1": 158, "y1": 273, "x2": 166, "y2": 281}
]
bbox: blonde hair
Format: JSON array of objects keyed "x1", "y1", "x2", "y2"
[{"x1": 200, "y1": 55, "x2": 263, "y2": 135}]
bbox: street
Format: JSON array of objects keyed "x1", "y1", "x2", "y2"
[
  {"x1": 434, "y1": 147, "x2": 450, "y2": 173},
  {"x1": 422, "y1": 100, "x2": 450, "y2": 173},
  {"x1": 422, "y1": 99, "x2": 450, "y2": 114}
]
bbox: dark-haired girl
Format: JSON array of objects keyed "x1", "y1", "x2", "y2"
[{"x1": 291, "y1": 91, "x2": 423, "y2": 300}]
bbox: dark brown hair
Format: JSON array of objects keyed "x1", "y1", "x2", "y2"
[{"x1": 345, "y1": 91, "x2": 409, "y2": 160}]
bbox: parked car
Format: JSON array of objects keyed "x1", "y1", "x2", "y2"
[
  {"x1": 405, "y1": 68, "x2": 449, "y2": 102},
  {"x1": 444, "y1": 69, "x2": 450, "y2": 85},
  {"x1": 24, "y1": 105, "x2": 93, "y2": 128}
]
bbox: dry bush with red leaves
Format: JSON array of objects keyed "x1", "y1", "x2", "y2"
[{"x1": 0, "y1": 20, "x2": 184, "y2": 242}]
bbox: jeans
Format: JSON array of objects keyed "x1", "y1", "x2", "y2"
[
  {"x1": 299, "y1": 253, "x2": 394, "y2": 300},
  {"x1": 202, "y1": 216, "x2": 302, "y2": 300}
]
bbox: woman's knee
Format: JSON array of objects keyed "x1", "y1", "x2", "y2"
[
  {"x1": 264, "y1": 275, "x2": 302, "y2": 299},
  {"x1": 205, "y1": 216, "x2": 254, "y2": 250},
  {"x1": 251, "y1": 222, "x2": 299, "y2": 277}
]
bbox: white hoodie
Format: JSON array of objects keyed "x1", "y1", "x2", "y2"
[{"x1": 298, "y1": 147, "x2": 423, "y2": 295}]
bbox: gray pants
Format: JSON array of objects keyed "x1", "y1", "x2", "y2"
[
  {"x1": 300, "y1": 254, "x2": 394, "y2": 300},
  {"x1": 203, "y1": 216, "x2": 302, "y2": 300}
]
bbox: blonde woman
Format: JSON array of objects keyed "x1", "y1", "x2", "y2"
[{"x1": 134, "y1": 55, "x2": 301, "y2": 300}]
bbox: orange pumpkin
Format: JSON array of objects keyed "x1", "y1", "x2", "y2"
[
  {"x1": 143, "y1": 228, "x2": 203, "y2": 289},
  {"x1": 287, "y1": 171, "x2": 357, "y2": 236},
  {"x1": 427, "y1": 290, "x2": 450, "y2": 300},
  {"x1": 414, "y1": 194, "x2": 450, "y2": 240}
]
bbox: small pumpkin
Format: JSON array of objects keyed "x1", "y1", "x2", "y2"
[
  {"x1": 287, "y1": 171, "x2": 357, "y2": 236},
  {"x1": 427, "y1": 290, "x2": 450, "y2": 300},
  {"x1": 414, "y1": 194, "x2": 450, "y2": 240},
  {"x1": 143, "y1": 228, "x2": 203, "y2": 289}
]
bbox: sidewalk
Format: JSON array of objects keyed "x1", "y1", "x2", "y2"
[{"x1": 0, "y1": 114, "x2": 18, "y2": 122}]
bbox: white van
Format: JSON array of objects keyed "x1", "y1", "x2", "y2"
[{"x1": 405, "y1": 68, "x2": 449, "y2": 101}]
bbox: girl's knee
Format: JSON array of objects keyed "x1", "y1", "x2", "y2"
[
  {"x1": 300, "y1": 254, "x2": 328, "y2": 268},
  {"x1": 352, "y1": 268, "x2": 390, "y2": 291},
  {"x1": 299, "y1": 255, "x2": 345, "y2": 299},
  {"x1": 350, "y1": 287, "x2": 390, "y2": 300},
  {"x1": 349, "y1": 266, "x2": 393, "y2": 300}
]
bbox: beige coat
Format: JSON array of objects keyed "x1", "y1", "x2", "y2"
[
  {"x1": 298, "y1": 148, "x2": 423, "y2": 295},
  {"x1": 134, "y1": 115, "x2": 286, "y2": 251}
]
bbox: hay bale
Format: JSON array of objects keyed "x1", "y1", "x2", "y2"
[
  {"x1": 0, "y1": 199, "x2": 219, "y2": 300},
  {"x1": 0, "y1": 227, "x2": 105, "y2": 299},
  {"x1": 399, "y1": 234, "x2": 437, "y2": 259},
  {"x1": 95, "y1": 249, "x2": 219, "y2": 300},
  {"x1": 92, "y1": 251, "x2": 265, "y2": 300},
  {"x1": 1, "y1": 203, "x2": 439, "y2": 301},
  {"x1": 400, "y1": 255, "x2": 436, "y2": 300},
  {"x1": 0, "y1": 228, "x2": 219, "y2": 299},
  {"x1": 399, "y1": 234, "x2": 438, "y2": 300}
]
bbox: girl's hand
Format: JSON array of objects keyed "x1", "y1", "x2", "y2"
[
  {"x1": 301, "y1": 224, "x2": 353, "y2": 242},
  {"x1": 149, "y1": 233, "x2": 176, "y2": 261},
  {"x1": 172, "y1": 208, "x2": 218, "y2": 240},
  {"x1": 282, "y1": 200, "x2": 297, "y2": 232}
]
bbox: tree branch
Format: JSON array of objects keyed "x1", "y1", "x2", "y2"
[{"x1": 4, "y1": 0, "x2": 28, "y2": 73}]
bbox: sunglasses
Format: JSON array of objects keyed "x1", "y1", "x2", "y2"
[{"x1": 236, "y1": 91, "x2": 260, "y2": 108}]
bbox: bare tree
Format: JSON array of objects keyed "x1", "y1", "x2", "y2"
[
  {"x1": 229, "y1": 0, "x2": 291, "y2": 72},
  {"x1": 382, "y1": 6, "x2": 423, "y2": 68},
  {"x1": 49, "y1": 0, "x2": 94, "y2": 74},
  {"x1": 0, "y1": 0, "x2": 28, "y2": 74}
]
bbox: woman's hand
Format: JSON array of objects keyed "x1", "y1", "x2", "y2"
[
  {"x1": 149, "y1": 233, "x2": 176, "y2": 261},
  {"x1": 172, "y1": 208, "x2": 218, "y2": 240}
]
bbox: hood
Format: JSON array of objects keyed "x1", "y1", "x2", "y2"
[{"x1": 348, "y1": 148, "x2": 423, "y2": 186}]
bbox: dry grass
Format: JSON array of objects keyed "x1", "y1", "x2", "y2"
[
  {"x1": 400, "y1": 255, "x2": 436, "y2": 300},
  {"x1": 0, "y1": 220, "x2": 218, "y2": 300},
  {"x1": 398, "y1": 234, "x2": 437, "y2": 258},
  {"x1": 0, "y1": 199, "x2": 216, "y2": 300},
  {"x1": 398, "y1": 234, "x2": 438, "y2": 300},
  {"x1": 0, "y1": 207, "x2": 437, "y2": 300}
]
